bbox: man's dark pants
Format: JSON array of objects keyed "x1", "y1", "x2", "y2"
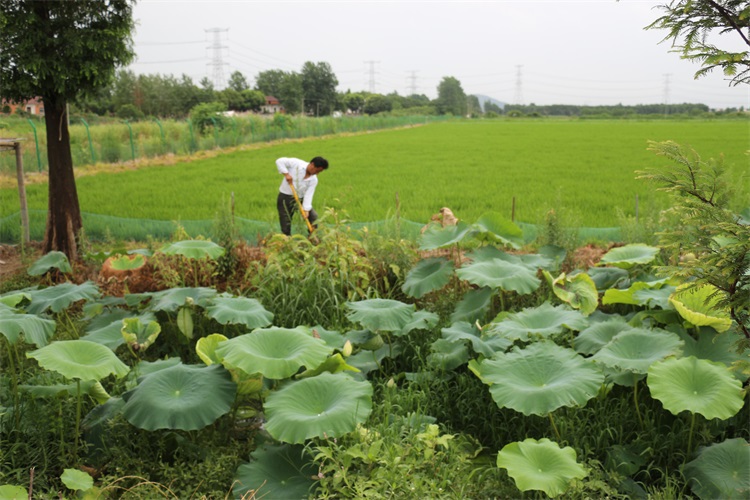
[{"x1": 277, "y1": 192, "x2": 318, "y2": 235}]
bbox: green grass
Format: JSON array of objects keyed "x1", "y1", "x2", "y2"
[{"x1": 1, "y1": 119, "x2": 747, "y2": 230}]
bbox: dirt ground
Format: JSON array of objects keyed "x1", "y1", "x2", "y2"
[{"x1": 0, "y1": 243, "x2": 42, "y2": 280}]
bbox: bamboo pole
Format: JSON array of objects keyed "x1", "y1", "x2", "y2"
[{"x1": 15, "y1": 141, "x2": 30, "y2": 243}]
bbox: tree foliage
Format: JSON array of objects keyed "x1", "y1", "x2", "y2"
[
  {"x1": 0, "y1": 0, "x2": 136, "y2": 260},
  {"x1": 647, "y1": 0, "x2": 750, "y2": 85},
  {"x1": 300, "y1": 61, "x2": 339, "y2": 116},
  {"x1": 435, "y1": 76, "x2": 467, "y2": 116},
  {"x1": 637, "y1": 140, "x2": 750, "y2": 345}
]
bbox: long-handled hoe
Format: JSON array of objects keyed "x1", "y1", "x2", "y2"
[{"x1": 288, "y1": 181, "x2": 315, "y2": 234}]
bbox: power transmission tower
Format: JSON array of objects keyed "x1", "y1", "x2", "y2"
[
  {"x1": 663, "y1": 73, "x2": 672, "y2": 115},
  {"x1": 514, "y1": 65, "x2": 524, "y2": 105},
  {"x1": 364, "y1": 60, "x2": 379, "y2": 93},
  {"x1": 407, "y1": 71, "x2": 419, "y2": 96},
  {"x1": 206, "y1": 27, "x2": 229, "y2": 90}
]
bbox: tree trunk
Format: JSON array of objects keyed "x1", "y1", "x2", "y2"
[{"x1": 42, "y1": 98, "x2": 82, "y2": 261}]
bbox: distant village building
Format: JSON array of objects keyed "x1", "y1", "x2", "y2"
[
  {"x1": 262, "y1": 96, "x2": 284, "y2": 114},
  {"x1": 1, "y1": 97, "x2": 45, "y2": 116}
]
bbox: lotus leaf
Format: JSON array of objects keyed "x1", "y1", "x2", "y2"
[
  {"x1": 264, "y1": 372, "x2": 373, "y2": 443},
  {"x1": 603, "y1": 279, "x2": 675, "y2": 308},
  {"x1": 678, "y1": 327, "x2": 748, "y2": 381},
  {"x1": 456, "y1": 258, "x2": 541, "y2": 294},
  {"x1": 683, "y1": 438, "x2": 750, "y2": 500},
  {"x1": 311, "y1": 325, "x2": 346, "y2": 350},
  {"x1": 470, "y1": 212, "x2": 524, "y2": 248},
  {"x1": 399, "y1": 310, "x2": 439, "y2": 337},
  {"x1": 418, "y1": 222, "x2": 472, "y2": 250},
  {"x1": 345, "y1": 298, "x2": 415, "y2": 332},
  {"x1": 204, "y1": 296, "x2": 274, "y2": 329},
  {"x1": 543, "y1": 271, "x2": 598, "y2": 316},
  {"x1": 496, "y1": 437, "x2": 588, "y2": 498},
  {"x1": 0, "y1": 310, "x2": 56, "y2": 347},
  {"x1": 538, "y1": 245, "x2": 566, "y2": 270},
  {"x1": 347, "y1": 343, "x2": 402, "y2": 374},
  {"x1": 122, "y1": 363, "x2": 235, "y2": 431},
  {"x1": 27, "y1": 251, "x2": 72, "y2": 276},
  {"x1": 146, "y1": 287, "x2": 218, "y2": 312},
  {"x1": 441, "y1": 321, "x2": 512, "y2": 358},
  {"x1": 592, "y1": 328, "x2": 683, "y2": 375},
  {"x1": 574, "y1": 317, "x2": 633, "y2": 355},
  {"x1": 401, "y1": 257, "x2": 454, "y2": 298},
  {"x1": 61, "y1": 468, "x2": 93, "y2": 492},
  {"x1": 587, "y1": 266, "x2": 629, "y2": 290},
  {"x1": 107, "y1": 253, "x2": 146, "y2": 271},
  {"x1": 296, "y1": 353, "x2": 360, "y2": 378},
  {"x1": 669, "y1": 283, "x2": 732, "y2": 332},
  {"x1": 450, "y1": 286, "x2": 493, "y2": 324},
  {"x1": 128, "y1": 357, "x2": 182, "y2": 384},
  {"x1": 648, "y1": 356, "x2": 744, "y2": 420},
  {"x1": 82, "y1": 311, "x2": 156, "y2": 350},
  {"x1": 0, "y1": 291, "x2": 31, "y2": 309},
  {"x1": 487, "y1": 302, "x2": 588, "y2": 342},
  {"x1": 20, "y1": 380, "x2": 98, "y2": 399},
  {"x1": 25, "y1": 281, "x2": 100, "y2": 315},
  {"x1": 0, "y1": 485, "x2": 28, "y2": 499},
  {"x1": 599, "y1": 244, "x2": 660, "y2": 268},
  {"x1": 121, "y1": 317, "x2": 161, "y2": 352},
  {"x1": 479, "y1": 342, "x2": 603, "y2": 416},
  {"x1": 159, "y1": 239, "x2": 225, "y2": 260},
  {"x1": 196, "y1": 333, "x2": 228, "y2": 365},
  {"x1": 428, "y1": 338, "x2": 470, "y2": 370},
  {"x1": 233, "y1": 443, "x2": 315, "y2": 499},
  {"x1": 176, "y1": 306, "x2": 193, "y2": 339},
  {"x1": 215, "y1": 327, "x2": 332, "y2": 379},
  {"x1": 27, "y1": 340, "x2": 129, "y2": 381}
]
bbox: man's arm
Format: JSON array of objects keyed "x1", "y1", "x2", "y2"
[{"x1": 276, "y1": 158, "x2": 294, "y2": 184}]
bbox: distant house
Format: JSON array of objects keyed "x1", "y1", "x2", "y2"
[
  {"x1": 1, "y1": 97, "x2": 45, "y2": 116},
  {"x1": 262, "y1": 96, "x2": 284, "y2": 114}
]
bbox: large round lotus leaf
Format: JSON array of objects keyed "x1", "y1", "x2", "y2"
[
  {"x1": 345, "y1": 299, "x2": 415, "y2": 332},
  {"x1": 587, "y1": 266, "x2": 629, "y2": 291},
  {"x1": 470, "y1": 212, "x2": 524, "y2": 248},
  {"x1": 669, "y1": 284, "x2": 732, "y2": 332},
  {"x1": 401, "y1": 257, "x2": 454, "y2": 298},
  {"x1": 678, "y1": 328, "x2": 748, "y2": 382},
  {"x1": 204, "y1": 296, "x2": 274, "y2": 329},
  {"x1": 479, "y1": 342, "x2": 604, "y2": 416},
  {"x1": 418, "y1": 222, "x2": 472, "y2": 250},
  {"x1": 450, "y1": 286, "x2": 493, "y2": 324},
  {"x1": 107, "y1": 253, "x2": 146, "y2": 271},
  {"x1": 27, "y1": 340, "x2": 129, "y2": 381},
  {"x1": 487, "y1": 302, "x2": 588, "y2": 342},
  {"x1": 456, "y1": 258, "x2": 540, "y2": 294},
  {"x1": 441, "y1": 321, "x2": 511, "y2": 358},
  {"x1": 147, "y1": 287, "x2": 218, "y2": 312},
  {"x1": 497, "y1": 437, "x2": 588, "y2": 498},
  {"x1": 159, "y1": 239, "x2": 225, "y2": 260},
  {"x1": 264, "y1": 372, "x2": 373, "y2": 443},
  {"x1": 25, "y1": 281, "x2": 100, "y2": 315},
  {"x1": 215, "y1": 327, "x2": 332, "y2": 379},
  {"x1": 574, "y1": 317, "x2": 633, "y2": 355},
  {"x1": 399, "y1": 310, "x2": 440, "y2": 337},
  {"x1": 683, "y1": 438, "x2": 750, "y2": 500},
  {"x1": 233, "y1": 443, "x2": 315, "y2": 499},
  {"x1": 122, "y1": 363, "x2": 235, "y2": 431},
  {"x1": 592, "y1": 328, "x2": 683, "y2": 375},
  {"x1": 599, "y1": 244, "x2": 660, "y2": 269},
  {"x1": 0, "y1": 310, "x2": 56, "y2": 347},
  {"x1": 647, "y1": 356, "x2": 744, "y2": 420},
  {"x1": 467, "y1": 245, "x2": 551, "y2": 269},
  {"x1": 543, "y1": 270, "x2": 598, "y2": 316},
  {"x1": 27, "y1": 250, "x2": 72, "y2": 276}
]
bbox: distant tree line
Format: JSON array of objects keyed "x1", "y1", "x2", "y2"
[
  {"x1": 500, "y1": 102, "x2": 742, "y2": 117},
  {"x1": 48, "y1": 61, "x2": 471, "y2": 120}
]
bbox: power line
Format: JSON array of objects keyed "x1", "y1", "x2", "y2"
[{"x1": 364, "y1": 60, "x2": 379, "y2": 93}]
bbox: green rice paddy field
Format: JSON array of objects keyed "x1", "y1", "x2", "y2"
[{"x1": 1, "y1": 119, "x2": 748, "y2": 234}]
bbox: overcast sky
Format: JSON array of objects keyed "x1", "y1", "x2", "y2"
[{"x1": 128, "y1": 0, "x2": 750, "y2": 109}]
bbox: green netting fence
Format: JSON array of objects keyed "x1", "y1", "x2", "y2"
[
  {"x1": 0, "y1": 210, "x2": 623, "y2": 246},
  {"x1": 0, "y1": 114, "x2": 448, "y2": 174}
]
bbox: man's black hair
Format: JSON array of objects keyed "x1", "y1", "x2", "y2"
[{"x1": 311, "y1": 156, "x2": 329, "y2": 170}]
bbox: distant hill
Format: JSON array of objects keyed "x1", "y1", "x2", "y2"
[{"x1": 473, "y1": 94, "x2": 507, "y2": 111}]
